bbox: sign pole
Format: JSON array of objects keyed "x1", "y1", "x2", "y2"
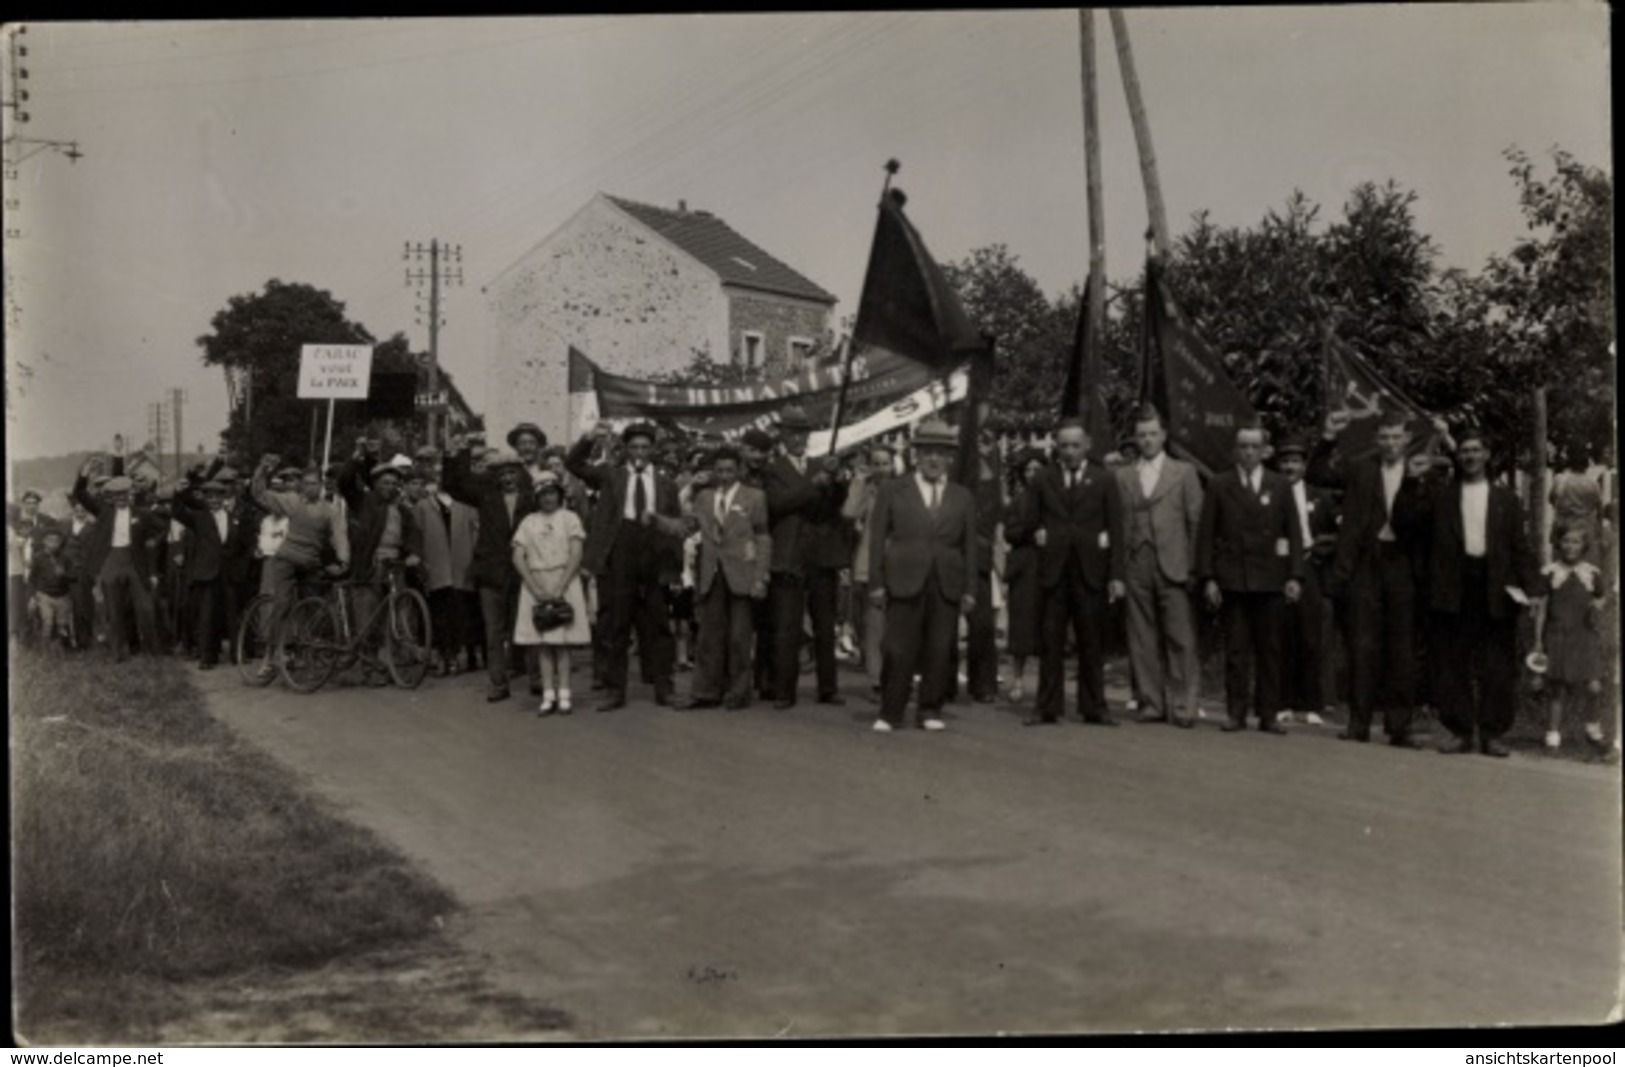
[{"x1": 321, "y1": 397, "x2": 336, "y2": 479}]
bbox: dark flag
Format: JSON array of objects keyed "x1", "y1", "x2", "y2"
[
  {"x1": 1142, "y1": 258, "x2": 1258, "y2": 475},
  {"x1": 1323, "y1": 333, "x2": 1439, "y2": 460},
  {"x1": 1061, "y1": 273, "x2": 1112, "y2": 460}
]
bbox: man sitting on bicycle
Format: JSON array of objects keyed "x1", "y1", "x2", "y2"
[
  {"x1": 347, "y1": 462, "x2": 422, "y2": 675},
  {"x1": 250, "y1": 454, "x2": 351, "y2": 674}
]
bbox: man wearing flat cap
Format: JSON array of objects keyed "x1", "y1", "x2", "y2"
[
  {"x1": 758, "y1": 406, "x2": 848, "y2": 709},
  {"x1": 72, "y1": 468, "x2": 165, "y2": 661},
  {"x1": 8, "y1": 487, "x2": 51, "y2": 645},
  {"x1": 443, "y1": 439, "x2": 540, "y2": 701},
  {"x1": 172, "y1": 475, "x2": 250, "y2": 669},
  {"x1": 567, "y1": 420, "x2": 686, "y2": 710},
  {"x1": 867, "y1": 418, "x2": 977, "y2": 732}
]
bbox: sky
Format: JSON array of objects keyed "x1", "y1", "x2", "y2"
[{"x1": 2, "y1": 7, "x2": 1611, "y2": 463}]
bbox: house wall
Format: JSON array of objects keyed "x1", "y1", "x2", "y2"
[
  {"x1": 486, "y1": 197, "x2": 729, "y2": 444},
  {"x1": 726, "y1": 289, "x2": 835, "y2": 376}
]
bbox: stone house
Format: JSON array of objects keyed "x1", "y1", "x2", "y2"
[{"x1": 485, "y1": 193, "x2": 837, "y2": 443}]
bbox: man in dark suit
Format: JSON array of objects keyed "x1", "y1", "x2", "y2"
[
  {"x1": 1273, "y1": 438, "x2": 1340, "y2": 723},
  {"x1": 758, "y1": 408, "x2": 845, "y2": 709},
  {"x1": 867, "y1": 418, "x2": 977, "y2": 733},
  {"x1": 1424, "y1": 428, "x2": 1538, "y2": 758},
  {"x1": 1197, "y1": 425, "x2": 1304, "y2": 733},
  {"x1": 444, "y1": 443, "x2": 539, "y2": 702},
  {"x1": 63, "y1": 500, "x2": 99, "y2": 650},
  {"x1": 677, "y1": 447, "x2": 772, "y2": 710},
  {"x1": 172, "y1": 477, "x2": 249, "y2": 669},
  {"x1": 72, "y1": 472, "x2": 163, "y2": 661},
  {"x1": 1011, "y1": 419, "x2": 1126, "y2": 726},
  {"x1": 963, "y1": 430, "x2": 1005, "y2": 705},
  {"x1": 1306, "y1": 410, "x2": 1430, "y2": 746},
  {"x1": 567, "y1": 421, "x2": 686, "y2": 711}
]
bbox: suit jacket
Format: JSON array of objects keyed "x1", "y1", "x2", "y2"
[
  {"x1": 444, "y1": 447, "x2": 539, "y2": 589},
  {"x1": 1011, "y1": 462, "x2": 1126, "y2": 592},
  {"x1": 1306, "y1": 440, "x2": 1428, "y2": 585},
  {"x1": 349, "y1": 491, "x2": 421, "y2": 586},
  {"x1": 411, "y1": 495, "x2": 479, "y2": 592},
  {"x1": 1196, "y1": 468, "x2": 1305, "y2": 592},
  {"x1": 692, "y1": 484, "x2": 772, "y2": 597},
  {"x1": 758, "y1": 454, "x2": 825, "y2": 575},
  {"x1": 566, "y1": 437, "x2": 683, "y2": 581},
  {"x1": 1115, "y1": 455, "x2": 1204, "y2": 584},
  {"x1": 868, "y1": 475, "x2": 977, "y2": 602},
  {"x1": 62, "y1": 516, "x2": 97, "y2": 585},
  {"x1": 171, "y1": 486, "x2": 248, "y2": 584},
  {"x1": 75, "y1": 498, "x2": 163, "y2": 584},
  {"x1": 1423, "y1": 479, "x2": 1538, "y2": 620}
]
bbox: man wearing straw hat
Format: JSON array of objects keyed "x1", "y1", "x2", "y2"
[{"x1": 866, "y1": 417, "x2": 977, "y2": 733}]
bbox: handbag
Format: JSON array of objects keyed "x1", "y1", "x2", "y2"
[{"x1": 532, "y1": 597, "x2": 575, "y2": 633}]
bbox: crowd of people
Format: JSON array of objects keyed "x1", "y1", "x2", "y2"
[{"x1": 7, "y1": 403, "x2": 1616, "y2": 759}]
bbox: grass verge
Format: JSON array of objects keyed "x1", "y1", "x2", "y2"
[{"x1": 9, "y1": 645, "x2": 516, "y2": 1042}]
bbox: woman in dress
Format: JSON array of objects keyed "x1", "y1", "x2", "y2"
[
  {"x1": 511, "y1": 472, "x2": 591, "y2": 715},
  {"x1": 1002, "y1": 447, "x2": 1047, "y2": 703},
  {"x1": 1533, "y1": 523, "x2": 1609, "y2": 755}
]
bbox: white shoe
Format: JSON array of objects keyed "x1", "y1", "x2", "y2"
[
  {"x1": 1305, "y1": 711, "x2": 1325, "y2": 726},
  {"x1": 1544, "y1": 730, "x2": 1561, "y2": 750},
  {"x1": 1277, "y1": 710, "x2": 1296, "y2": 724},
  {"x1": 922, "y1": 717, "x2": 946, "y2": 732},
  {"x1": 871, "y1": 719, "x2": 893, "y2": 733},
  {"x1": 1125, "y1": 698, "x2": 1139, "y2": 713}
]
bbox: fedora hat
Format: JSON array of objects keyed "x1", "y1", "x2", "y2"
[
  {"x1": 621, "y1": 421, "x2": 658, "y2": 444},
  {"x1": 740, "y1": 428, "x2": 775, "y2": 451},
  {"x1": 507, "y1": 422, "x2": 547, "y2": 449},
  {"x1": 776, "y1": 407, "x2": 813, "y2": 432},
  {"x1": 911, "y1": 418, "x2": 959, "y2": 450}
]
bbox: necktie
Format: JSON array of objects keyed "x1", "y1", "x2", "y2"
[
  {"x1": 715, "y1": 489, "x2": 727, "y2": 525},
  {"x1": 929, "y1": 480, "x2": 941, "y2": 513},
  {"x1": 633, "y1": 471, "x2": 648, "y2": 520}
]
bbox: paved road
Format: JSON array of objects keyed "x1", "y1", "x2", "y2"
[{"x1": 197, "y1": 666, "x2": 1621, "y2": 1038}]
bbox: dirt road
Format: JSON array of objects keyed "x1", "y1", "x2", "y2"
[{"x1": 197, "y1": 667, "x2": 1621, "y2": 1038}]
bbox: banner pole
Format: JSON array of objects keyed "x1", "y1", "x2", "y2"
[
  {"x1": 321, "y1": 397, "x2": 336, "y2": 479},
  {"x1": 828, "y1": 158, "x2": 901, "y2": 458}
]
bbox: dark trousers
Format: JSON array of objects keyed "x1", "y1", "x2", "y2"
[
  {"x1": 1347, "y1": 543, "x2": 1416, "y2": 738},
  {"x1": 965, "y1": 569, "x2": 999, "y2": 701},
  {"x1": 1038, "y1": 566, "x2": 1109, "y2": 721},
  {"x1": 188, "y1": 578, "x2": 234, "y2": 666},
  {"x1": 693, "y1": 580, "x2": 756, "y2": 704},
  {"x1": 599, "y1": 553, "x2": 674, "y2": 698},
  {"x1": 1280, "y1": 561, "x2": 1326, "y2": 713},
  {"x1": 427, "y1": 587, "x2": 466, "y2": 662},
  {"x1": 99, "y1": 548, "x2": 159, "y2": 659},
  {"x1": 879, "y1": 573, "x2": 958, "y2": 726},
  {"x1": 479, "y1": 580, "x2": 529, "y2": 691},
  {"x1": 1434, "y1": 558, "x2": 1519, "y2": 743},
  {"x1": 71, "y1": 577, "x2": 97, "y2": 650},
  {"x1": 461, "y1": 589, "x2": 484, "y2": 668},
  {"x1": 1221, "y1": 590, "x2": 1283, "y2": 725},
  {"x1": 8, "y1": 574, "x2": 28, "y2": 641},
  {"x1": 752, "y1": 593, "x2": 775, "y2": 696},
  {"x1": 767, "y1": 572, "x2": 806, "y2": 703},
  {"x1": 806, "y1": 565, "x2": 841, "y2": 698}
]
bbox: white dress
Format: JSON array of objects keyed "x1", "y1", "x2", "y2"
[{"x1": 511, "y1": 509, "x2": 590, "y2": 646}]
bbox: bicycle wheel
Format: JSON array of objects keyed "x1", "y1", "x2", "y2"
[
  {"x1": 280, "y1": 596, "x2": 343, "y2": 693},
  {"x1": 384, "y1": 587, "x2": 432, "y2": 689},
  {"x1": 234, "y1": 594, "x2": 281, "y2": 687}
]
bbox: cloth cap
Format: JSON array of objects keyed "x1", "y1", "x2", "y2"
[
  {"x1": 621, "y1": 421, "x2": 658, "y2": 445},
  {"x1": 484, "y1": 448, "x2": 524, "y2": 470},
  {"x1": 1273, "y1": 437, "x2": 1309, "y2": 460},
  {"x1": 20, "y1": 488, "x2": 42, "y2": 503},
  {"x1": 740, "y1": 429, "x2": 775, "y2": 451},
  {"x1": 507, "y1": 422, "x2": 548, "y2": 449},
  {"x1": 104, "y1": 476, "x2": 133, "y2": 493},
  {"x1": 776, "y1": 407, "x2": 813, "y2": 432}
]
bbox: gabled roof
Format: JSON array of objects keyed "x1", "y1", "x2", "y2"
[{"x1": 605, "y1": 195, "x2": 837, "y2": 305}]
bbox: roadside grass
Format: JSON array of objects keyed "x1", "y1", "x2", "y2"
[{"x1": 10, "y1": 645, "x2": 464, "y2": 1042}]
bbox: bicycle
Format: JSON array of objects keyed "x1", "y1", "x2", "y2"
[
  {"x1": 234, "y1": 575, "x2": 334, "y2": 687},
  {"x1": 279, "y1": 565, "x2": 433, "y2": 693}
]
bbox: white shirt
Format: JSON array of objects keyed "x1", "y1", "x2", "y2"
[
  {"x1": 1137, "y1": 453, "x2": 1166, "y2": 498},
  {"x1": 1291, "y1": 481, "x2": 1313, "y2": 549},
  {"x1": 788, "y1": 453, "x2": 807, "y2": 478},
  {"x1": 213, "y1": 509, "x2": 229, "y2": 543},
  {"x1": 623, "y1": 464, "x2": 655, "y2": 520},
  {"x1": 1379, "y1": 461, "x2": 1404, "y2": 541},
  {"x1": 1461, "y1": 480, "x2": 1490, "y2": 558},
  {"x1": 1063, "y1": 462, "x2": 1087, "y2": 490},
  {"x1": 714, "y1": 483, "x2": 737, "y2": 524},
  {"x1": 916, "y1": 472, "x2": 945, "y2": 511},
  {"x1": 1238, "y1": 466, "x2": 1263, "y2": 496},
  {"x1": 111, "y1": 507, "x2": 132, "y2": 549}
]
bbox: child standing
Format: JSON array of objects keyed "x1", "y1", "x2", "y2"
[
  {"x1": 511, "y1": 472, "x2": 590, "y2": 716},
  {"x1": 1533, "y1": 525, "x2": 1609, "y2": 754},
  {"x1": 28, "y1": 527, "x2": 76, "y2": 651}
]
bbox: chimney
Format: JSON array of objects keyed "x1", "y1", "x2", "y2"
[{"x1": 678, "y1": 199, "x2": 687, "y2": 213}]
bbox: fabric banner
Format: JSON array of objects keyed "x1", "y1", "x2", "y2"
[
  {"x1": 1061, "y1": 273, "x2": 1111, "y2": 459},
  {"x1": 1143, "y1": 260, "x2": 1259, "y2": 475},
  {"x1": 807, "y1": 367, "x2": 968, "y2": 455},
  {"x1": 1324, "y1": 333, "x2": 1439, "y2": 460}
]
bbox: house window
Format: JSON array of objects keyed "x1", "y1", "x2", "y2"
[
  {"x1": 788, "y1": 336, "x2": 815, "y2": 364},
  {"x1": 739, "y1": 331, "x2": 764, "y2": 370}
]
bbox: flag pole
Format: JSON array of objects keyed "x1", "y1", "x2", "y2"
[
  {"x1": 827, "y1": 158, "x2": 900, "y2": 458},
  {"x1": 1109, "y1": 10, "x2": 1172, "y2": 262},
  {"x1": 1080, "y1": 8, "x2": 1108, "y2": 416}
]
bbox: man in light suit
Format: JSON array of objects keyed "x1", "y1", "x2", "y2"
[
  {"x1": 1011, "y1": 419, "x2": 1126, "y2": 726},
  {"x1": 567, "y1": 421, "x2": 686, "y2": 711},
  {"x1": 1196, "y1": 424, "x2": 1304, "y2": 733},
  {"x1": 1116, "y1": 404, "x2": 1205, "y2": 728},
  {"x1": 867, "y1": 418, "x2": 977, "y2": 733},
  {"x1": 677, "y1": 447, "x2": 772, "y2": 711},
  {"x1": 1424, "y1": 428, "x2": 1538, "y2": 758}
]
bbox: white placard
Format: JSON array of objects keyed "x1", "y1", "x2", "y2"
[{"x1": 297, "y1": 344, "x2": 374, "y2": 399}]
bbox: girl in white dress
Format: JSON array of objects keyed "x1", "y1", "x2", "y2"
[{"x1": 511, "y1": 473, "x2": 590, "y2": 715}]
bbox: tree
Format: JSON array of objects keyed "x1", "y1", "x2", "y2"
[{"x1": 196, "y1": 279, "x2": 375, "y2": 464}]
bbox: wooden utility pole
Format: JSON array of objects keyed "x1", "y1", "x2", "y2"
[
  {"x1": 1079, "y1": 9, "x2": 1107, "y2": 416},
  {"x1": 1109, "y1": 9, "x2": 1172, "y2": 262},
  {"x1": 405, "y1": 239, "x2": 462, "y2": 449}
]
